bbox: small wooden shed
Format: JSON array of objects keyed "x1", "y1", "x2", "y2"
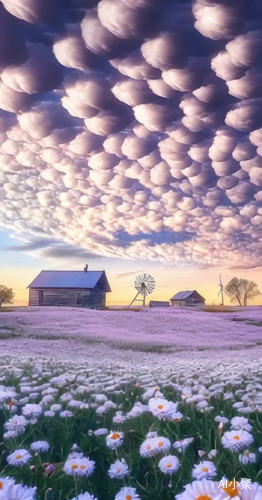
[
  {"x1": 170, "y1": 290, "x2": 205, "y2": 307},
  {"x1": 27, "y1": 268, "x2": 111, "y2": 308},
  {"x1": 149, "y1": 300, "x2": 170, "y2": 307}
]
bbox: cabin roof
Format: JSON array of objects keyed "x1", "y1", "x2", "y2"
[
  {"x1": 27, "y1": 270, "x2": 111, "y2": 291},
  {"x1": 170, "y1": 290, "x2": 203, "y2": 300}
]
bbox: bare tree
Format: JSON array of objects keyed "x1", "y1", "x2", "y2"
[
  {"x1": 225, "y1": 277, "x2": 261, "y2": 306},
  {"x1": 0, "y1": 285, "x2": 14, "y2": 307}
]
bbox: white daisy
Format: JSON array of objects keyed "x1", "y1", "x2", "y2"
[
  {"x1": 176, "y1": 479, "x2": 229, "y2": 499},
  {"x1": 113, "y1": 412, "x2": 127, "y2": 424},
  {"x1": 106, "y1": 431, "x2": 124, "y2": 449},
  {"x1": 126, "y1": 403, "x2": 148, "y2": 419},
  {"x1": 221, "y1": 430, "x2": 254, "y2": 451},
  {"x1": 114, "y1": 486, "x2": 140, "y2": 499},
  {"x1": 0, "y1": 477, "x2": 16, "y2": 494},
  {"x1": 22, "y1": 404, "x2": 42, "y2": 418},
  {"x1": 3, "y1": 431, "x2": 17, "y2": 440},
  {"x1": 173, "y1": 438, "x2": 194, "y2": 452},
  {"x1": 239, "y1": 450, "x2": 256, "y2": 465},
  {"x1": 0, "y1": 387, "x2": 17, "y2": 403},
  {"x1": 192, "y1": 461, "x2": 217, "y2": 480},
  {"x1": 71, "y1": 493, "x2": 98, "y2": 500},
  {"x1": 219, "y1": 477, "x2": 240, "y2": 498},
  {"x1": 7, "y1": 449, "x2": 32, "y2": 467},
  {"x1": 148, "y1": 397, "x2": 178, "y2": 420},
  {"x1": 0, "y1": 481, "x2": 36, "y2": 499},
  {"x1": 146, "y1": 431, "x2": 158, "y2": 439},
  {"x1": 158, "y1": 455, "x2": 180, "y2": 475},
  {"x1": 4, "y1": 415, "x2": 28, "y2": 435},
  {"x1": 44, "y1": 410, "x2": 55, "y2": 417},
  {"x1": 94, "y1": 428, "x2": 108, "y2": 436},
  {"x1": 50, "y1": 404, "x2": 62, "y2": 412},
  {"x1": 30, "y1": 441, "x2": 49, "y2": 453},
  {"x1": 60, "y1": 410, "x2": 73, "y2": 418},
  {"x1": 94, "y1": 394, "x2": 108, "y2": 403},
  {"x1": 230, "y1": 416, "x2": 252, "y2": 432},
  {"x1": 239, "y1": 482, "x2": 262, "y2": 499},
  {"x1": 63, "y1": 456, "x2": 95, "y2": 477},
  {"x1": 140, "y1": 436, "x2": 171, "y2": 457},
  {"x1": 108, "y1": 459, "x2": 129, "y2": 479},
  {"x1": 214, "y1": 416, "x2": 229, "y2": 424}
]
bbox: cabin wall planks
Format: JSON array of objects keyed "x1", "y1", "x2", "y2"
[{"x1": 29, "y1": 288, "x2": 106, "y2": 308}]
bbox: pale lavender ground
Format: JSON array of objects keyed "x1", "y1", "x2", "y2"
[{"x1": 0, "y1": 306, "x2": 261, "y2": 365}]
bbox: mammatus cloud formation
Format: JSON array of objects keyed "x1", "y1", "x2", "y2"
[{"x1": 0, "y1": 0, "x2": 261, "y2": 268}]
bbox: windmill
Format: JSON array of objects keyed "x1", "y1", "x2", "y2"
[
  {"x1": 218, "y1": 274, "x2": 224, "y2": 306},
  {"x1": 129, "y1": 273, "x2": 155, "y2": 307}
]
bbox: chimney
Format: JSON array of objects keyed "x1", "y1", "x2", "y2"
[{"x1": 84, "y1": 264, "x2": 88, "y2": 273}]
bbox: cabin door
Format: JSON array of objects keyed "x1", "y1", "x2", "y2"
[
  {"x1": 39, "y1": 290, "x2": 44, "y2": 305},
  {"x1": 82, "y1": 295, "x2": 89, "y2": 307},
  {"x1": 76, "y1": 293, "x2": 82, "y2": 305}
]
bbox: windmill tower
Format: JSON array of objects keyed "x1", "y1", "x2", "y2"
[
  {"x1": 218, "y1": 274, "x2": 224, "y2": 306},
  {"x1": 129, "y1": 273, "x2": 155, "y2": 307}
]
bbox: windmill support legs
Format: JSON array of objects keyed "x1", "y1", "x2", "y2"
[{"x1": 129, "y1": 289, "x2": 143, "y2": 307}]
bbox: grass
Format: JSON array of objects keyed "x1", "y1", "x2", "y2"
[
  {"x1": 107, "y1": 307, "x2": 143, "y2": 312},
  {"x1": 231, "y1": 318, "x2": 262, "y2": 327},
  {"x1": 109, "y1": 341, "x2": 174, "y2": 353},
  {"x1": 0, "y1": 325, "x2": 17, "y2": 331},
  {"x1": 203, "y1": 305, "x2": 242, "y2": 313}
]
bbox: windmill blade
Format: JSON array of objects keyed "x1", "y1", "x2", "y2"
[
  {"x1": 147, "y1": 282, "x2": 155, "y2": 291},
  {"x1": 147, "y1": 284, "x2": 155, "y2": 293}
]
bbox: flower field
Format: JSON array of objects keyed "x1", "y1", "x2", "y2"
[{"x1": 0, "y1": 357, "x2": 261, "y2": 499}]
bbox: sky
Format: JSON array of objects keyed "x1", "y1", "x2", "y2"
[{"x1": 0, "y1": 0, "x2": 261, "y2": 306}]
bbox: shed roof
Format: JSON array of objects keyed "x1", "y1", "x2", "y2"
[
  {"x1": 170, "y1": 290, "x2": 200, "y2": 300},
  {"x1": 28, "y1": 270, "x2": 111, "y2": 291},
  {"x1": 149, "y1": 300, "x2": 170, "y2": 307}
]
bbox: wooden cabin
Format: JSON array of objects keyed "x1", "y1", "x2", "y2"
[
  {"x1": 149, "y1": 300, "x2": 170, "y2": 308},
  {"x1": 170, "y1": 290, "x2": 205, "y2": 307},
  {"x1": 27, "y1": 267, "x2": 111, "y2": 308}
]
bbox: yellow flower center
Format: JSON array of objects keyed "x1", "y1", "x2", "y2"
[
  {"x1": 16, "y1": 454, "x2": 22, "y2": 459},
  {"x1": 166, "y1": 463, "x2": 172, "y2": 468},
  {"x1": 126, "y1": 496, "x2": 131, "y2": 500},
  {"x1": 0, "y1": 481, "x2": 3, "y2": 489},
  {"x1": 196, "y1": 496, "x2": 212, "y2": 500},
  {"x1": 223, "y1": 483, "x2": 239, "y2": 497},
  {"x1": 202, "y1": 467, "x2": 209, "y2": 472},
  {"x1": 158, "y1": 441, "x2": 163, "y2": 447},
  {"x1": 155, "y1": 386, "x2": 159, "y2": 391},
  {"x1": 80, "y1": 465, "x2": 86, "y2": 470},
  {"x1": 71, "y1": 464, "x2": 78, "y2": 469},
  {"x1": 146, "y1": 445, "x2": 151, "y2": 450},
  {"x1": 158, "y1": 404, "x2": 164, "y2": 409},
  {"x1": 112, "y1": 433, "x2": 120, "y2": 440},
  {"x1": 233, "y1": 435, "x2": 240, "y2": 440},
  {"x1": 116, "y1": 467, "x2": 121, "y2": 472}
]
